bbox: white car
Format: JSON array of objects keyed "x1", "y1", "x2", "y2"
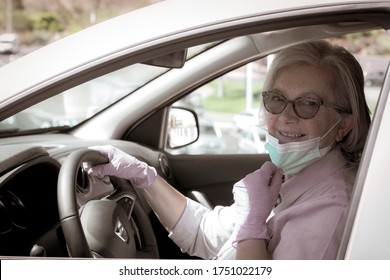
[
  {"x1": 233, "y1": 109, "x2": 260, "y2": 132},
  {"x1": 237, "y1": 126, "x2": 267, "y2": 154},
  {"x1": 0, "y1": 0, "x2": 389, "y2": 260},
  {"x1": 0, "y1": 33, "x2": 20, "y2": 54}
]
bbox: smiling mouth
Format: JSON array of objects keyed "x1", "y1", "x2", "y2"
[{"x1": 279, "y1": 131, "x2": 306, "y2": 139}]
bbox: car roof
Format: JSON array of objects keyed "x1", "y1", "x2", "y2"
[{"x1": 0, "y1": 0, "x2": 389, "y2": 120}]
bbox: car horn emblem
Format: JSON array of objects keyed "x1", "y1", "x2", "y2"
[{"x1": 114, "y1": 218, "x2": 129, "y2": 243}]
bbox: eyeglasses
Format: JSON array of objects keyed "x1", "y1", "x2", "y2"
[{"x1": 262, "y1": 90, "x2": 350, "y2": 119}]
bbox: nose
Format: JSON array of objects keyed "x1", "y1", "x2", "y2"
[{"x1": 279, "y1": 102, "x2": 299, "y2": 123}]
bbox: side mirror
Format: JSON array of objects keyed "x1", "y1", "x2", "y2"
[{"x1": 167, "y1": 107, "x2": 199, "y2": 149}]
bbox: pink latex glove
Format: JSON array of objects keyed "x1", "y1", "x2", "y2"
[
  {"x1": 88, "y1": 145, "x2": 157, "y2": 188},
  {"x1": 232, "y1": 161, "x2": 283, "y2": 246}
]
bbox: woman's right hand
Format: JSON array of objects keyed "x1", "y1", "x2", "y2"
[{"x1": 88, "y1": 145, "x2": 157, "y2": 188}]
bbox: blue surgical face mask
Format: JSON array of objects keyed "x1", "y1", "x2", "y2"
[{"x1": 264, "y1": 119, "x2": 341, "y2": 175}]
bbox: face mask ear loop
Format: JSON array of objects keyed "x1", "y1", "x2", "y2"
[
  {"x1": 320, "y1": 117, "x2": 343, "y2": 142},
  {"x1": 257, "y1": 104, "x2": 269, "y2": 133}
]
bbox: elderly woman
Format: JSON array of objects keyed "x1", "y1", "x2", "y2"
[{"x1": 89, "y1": 40, "x2": 371, "y2": 260}]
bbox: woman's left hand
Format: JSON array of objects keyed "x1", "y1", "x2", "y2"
[{"x1": 232, "y1": 161, "x2": 283, "y2": 245}]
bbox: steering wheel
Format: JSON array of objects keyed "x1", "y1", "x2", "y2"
[{"x1": 57, "y1": 148, "x2": 159, "y2": 258}]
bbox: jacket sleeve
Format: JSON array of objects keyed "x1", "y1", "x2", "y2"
[{"x1": 169, "y1": 197, "x2": 236, "y2": 259}]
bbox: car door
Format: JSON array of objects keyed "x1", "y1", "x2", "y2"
[
  {"x1": 338, "y1": 59, "x2": 390, "y2": 260},
  {"x1": 167, "y1": 153, "x2": 269, "y2": 208}
]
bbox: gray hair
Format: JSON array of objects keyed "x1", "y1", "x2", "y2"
[{"x1": 263, "y1": 40, "x2": 371, "y2": 165}]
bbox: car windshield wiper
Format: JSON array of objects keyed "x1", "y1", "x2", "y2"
[
  {"x1": 0, "y1": 127, "x2": 19, "y2": 135},
  {"x1": 0, "y1": 125, "x2": 71, "y2": 137}
]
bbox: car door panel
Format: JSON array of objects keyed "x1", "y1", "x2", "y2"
[
  {"x1": 339, "y1": 59, "x2": 390, "y2": 259},
  {"x1": 167, "y1": 153, "x2": 270, "y2": 208}
]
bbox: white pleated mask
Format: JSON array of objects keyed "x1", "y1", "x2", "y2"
[{"x1": 264, "y1": 119, "x2": 341, "y2": 175}]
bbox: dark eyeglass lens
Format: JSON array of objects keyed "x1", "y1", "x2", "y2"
[
  {"x1": 263, "y1": 92, "x2": 321, "y2": 119},
  {"x1": 295, "y1": 99, "x2": 320, "y2": 118},
  {"x1": 266, "y1": 95, "x2": 286, "y2": 114}
]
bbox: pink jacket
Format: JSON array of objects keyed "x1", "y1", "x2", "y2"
[{"x1": 169, "y1": 147, "x2": 356, "y2": 259}]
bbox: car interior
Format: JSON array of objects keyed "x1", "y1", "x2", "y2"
[{"x1": 0, "y1": 10, "x2": 389, "y2": 260}]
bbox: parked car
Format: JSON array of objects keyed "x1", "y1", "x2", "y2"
[
  {"x1": 237, "y1": 126, "x2": 267, "y2": 154},
  {"x1": 365, "y1": 70, "x2": 386, "y2": 87},
  {"x1": 0, "y1": 33, "x2": 20, "y2": 54},
  {"x1": 178, "y1": 117, "x2": 226, "y2": 154},
  {"x1": 0, "y1": 0, "x2": 389, "y2": 261},
  {"x1": 233, "y1": 109, "x2": 260, "y2": 132}
]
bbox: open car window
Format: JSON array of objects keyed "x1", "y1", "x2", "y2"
[{"x1": 168, "y1": 30, "x2": 390, "y2": 155}]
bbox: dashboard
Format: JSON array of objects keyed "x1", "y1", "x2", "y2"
[
  {"x1": 0, "y1": 134, "x2": 167, "y2": 258},
  {"x1": 0, "y1": 150, "x2": 63, "y2": 256}
]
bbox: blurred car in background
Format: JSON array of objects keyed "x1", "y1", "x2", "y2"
[
  {"x1": 365, "y1": 70, "x2": 386, "y2": 87},
  {"x1": 233, "y1": 109, "x2": 259, "y2": 132},
  {"x1": 0, "y1": 33, "x2": 20, "y2": 54},
  {"x1": 177, "y1": 117, "x2": 226, "y2": 154},
  {"x1": 237, "y1": 126, "x2": 267, "y2": 154}
]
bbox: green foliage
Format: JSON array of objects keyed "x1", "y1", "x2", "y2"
[
  {"x1": 29, "y1": 12, "x2": 64, "y2": 32},
  {"x1": 5, "y1": 11, "x2": 65, "y2": 45},
  {"x1": 204, "y1": 79, "x2": 261, "y2": 114},
  {"x1": 204, "y1": 93, "x2": 246, "y2": 114},
  {"x1": 330, "y1": 30, "x2": 390, "y2": 55},
  {"x1": 12, "y1": 10, "x2": 33, "y2": 32}
]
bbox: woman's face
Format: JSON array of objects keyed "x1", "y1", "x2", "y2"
[{"x1": 266, "y1": 65, "x2": 346, "y2": 148}]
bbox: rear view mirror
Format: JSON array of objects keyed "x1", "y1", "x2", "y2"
[
  {"x1": 167, "y1": 107, "x2": 199, "y2": 149},
  {"x1": 142, "y1": 49, "x2": 187, "y2": 68}
]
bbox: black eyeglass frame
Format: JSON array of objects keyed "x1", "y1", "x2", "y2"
[{"x1": 261, "y1": 90, "x2": 351, "y2": 119}]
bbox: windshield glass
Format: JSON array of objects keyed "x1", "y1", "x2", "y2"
[
  {"x1": 0, "y1": 43, "x2": 218, "y2": 135},
  {"x1": 0, "y1": 63, "x2": 168, "y2": 133}
]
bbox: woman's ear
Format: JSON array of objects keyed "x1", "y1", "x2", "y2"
[{"x1": 336, "y1": 115, "x2": 353, "y2": 142}]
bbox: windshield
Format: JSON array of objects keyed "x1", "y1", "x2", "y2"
[
  {"x1": 0, "y1": 43, "x2": 218, "y2": 135},
  {"x1": 0, "y1": 63, "x2": 168, "y2": 134}
]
